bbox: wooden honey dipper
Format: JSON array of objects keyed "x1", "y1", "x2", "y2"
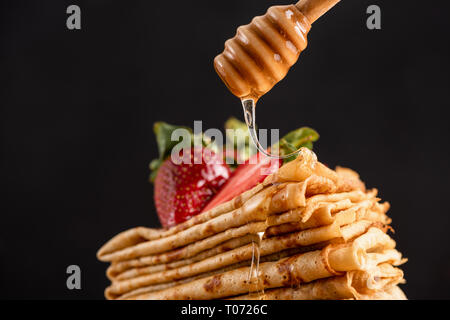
[
  {"x1": 214, "y1": 0, "x2": 341, "y2": 101},
  {"x1": 214, "y1": 0, "x2": 341, "y2": 158}
]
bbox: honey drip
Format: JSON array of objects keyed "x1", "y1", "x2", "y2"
[
  {"x1": 242, "y1": 98, "x2": 305, "y2": 159},
  {"x1": 247, "y1": 231, "x2": 266, "y2": 299}
]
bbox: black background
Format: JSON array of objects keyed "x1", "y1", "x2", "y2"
[{"x1": 1, "y1": 0, "x2": 449, "y2": 299}]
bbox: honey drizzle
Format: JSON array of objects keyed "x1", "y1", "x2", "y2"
[
  {"x1": 247, "y1": 231, "x2": 266, "y2": 299},
  {"x1": 242, "y1": 98, "x2": 304, "y2": 159}
]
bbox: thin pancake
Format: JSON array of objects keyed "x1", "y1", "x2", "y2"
[{"x1": 126, "y1": 228, "x2": 401, "y2": 300}]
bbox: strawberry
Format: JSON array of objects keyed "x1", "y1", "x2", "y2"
[
  {"x1": 154, "y1": 147, "x2": 231, "y2": 228},
  {"x1": 201, "y1": 152, "x2": 281, "y2": 212}
]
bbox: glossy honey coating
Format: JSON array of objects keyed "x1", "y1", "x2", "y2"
[{"x1": 214, "y1": 5, "x2": 311, "y2": 100}]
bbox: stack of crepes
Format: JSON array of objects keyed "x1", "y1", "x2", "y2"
[{"x1": 97, "y1": 148, "x2": 407, "y2": 300}]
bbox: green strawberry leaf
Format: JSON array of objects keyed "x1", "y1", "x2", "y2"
[
  {"x1": 153, "y1": 122, "x2": 192, "y2": 160},
  {"x1": 150, "y1": 122, "x2": 193, "y2": 182},
  {"x1": 277, "y1": 127, "x2": 319, "y2": 163}
]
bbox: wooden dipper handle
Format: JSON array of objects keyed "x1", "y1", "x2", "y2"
[{"x1": 296, "y1": 0, "x2": 341, "y2": 23}]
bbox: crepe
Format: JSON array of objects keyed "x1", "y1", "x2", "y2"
[
  {"x1": 123, "y1": 228, "x2": 402, "y2": 300},
  {"x1": 263, "y1": 149, "x2": 335, "y2": 185},
  {"x1": 106, "y1": 226, "x2": 263, "y2": 280},
  {"x1": 107, "y1": 234, "x2": 255, "y2": 281},
  {"x1": 105, "y1": 202, "x2": 389, "y2": 290},
  {"x1": 231, "y1": 263, "x2": 404, "y2": 300},
  {"x1": 265, "y1": 196, "x2": 389, "y2": 237},
  {"x1": 113, "y1": 244, "x2": 327, "y2": 300},
  {"x1": 106, "y1": 194, "x2": 385, "y2": 281},
  {"x1": 105, "y1": 219, "x2": 377, "y2": 298},
  {"x1": 358, "y1": 285, "x2": 407, "y2": 300}
]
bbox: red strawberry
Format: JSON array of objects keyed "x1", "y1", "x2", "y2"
[
  {"x1": 201, "y1": 152, "x2": 281, "y2": 212},
  {"x1": 154, "y1": 147, "x2": 231, "y2": 228}
]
